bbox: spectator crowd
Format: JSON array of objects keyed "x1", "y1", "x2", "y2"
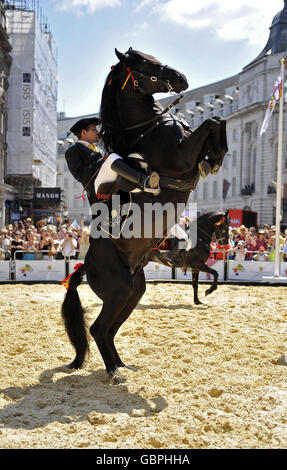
[
  {"x1": 0, "y1": 217, "x2": 90, "y2": 261},
  {"x1": 209, "y1": 223, "x2": 287, "y2": 262},
  {"x1": 1, "y1": 217, "x2": 287, "y2": 263}
]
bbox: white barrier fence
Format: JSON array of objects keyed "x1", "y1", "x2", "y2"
[{"x1": 1, "y1": 258, "x2": 287, "y2": 282}]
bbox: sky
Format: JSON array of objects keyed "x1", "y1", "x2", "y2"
[{"x1": 39, "y1": 0, "x2": 285, "y2": 118}]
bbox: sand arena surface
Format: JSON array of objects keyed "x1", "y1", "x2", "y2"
[{"x1": 0, "y1": 282, "x2": 287, "y2": 449}]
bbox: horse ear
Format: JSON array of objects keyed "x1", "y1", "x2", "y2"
[{"x1": 115, "y1": 48, "x2": 127, "y2": 62}]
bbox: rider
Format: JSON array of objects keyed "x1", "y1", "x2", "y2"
[{"x1": 65, "y1": 117, "x2": 160, "y2": 205}]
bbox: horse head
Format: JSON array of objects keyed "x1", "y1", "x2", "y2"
[
  {"x1": 213, "y1": 210, "x2": 229, "y2": 245},
  {"x1": 114, "y1": 47, "x2": 188, "y2": 95}
]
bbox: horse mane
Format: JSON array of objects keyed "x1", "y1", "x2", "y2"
[{"x1": 99, "y1": 63, "x2": 132, "y2": 156}]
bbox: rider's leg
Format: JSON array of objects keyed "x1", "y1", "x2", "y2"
[
  {"x1": 110, "y1": 154, "x2": 160, "y2": 195},
  {"x1": 94, "y1": 153, "x2": 160, "y2": 196}
]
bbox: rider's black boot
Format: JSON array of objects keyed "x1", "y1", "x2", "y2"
[{"x1": 111, "y1": 158, "x2": 161, "y2": 195}]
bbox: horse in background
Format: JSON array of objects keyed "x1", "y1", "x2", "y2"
[
  {"x1": 149, "y1": 211, "x2": 230, "y2": 304},
  {"x1": 61, "y1": 48, "x2": 228, "y2": 380}
]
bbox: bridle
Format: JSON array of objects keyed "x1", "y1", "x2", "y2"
[
  {"x1": 122, "y1": 64, "x2": 175, "y2": 94},
  {"x1": 120, "y1": 65, "x2": 185, "y2": 134},
  {"x1": 197, "y1": 215, "x2": 229, "y2": 245}
]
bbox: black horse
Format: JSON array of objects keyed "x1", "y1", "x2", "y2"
[
  {"x1": 61, "y1": 48, "x2": 228, "y2": 380},
  {"x1": 149, "y1": 211, "x2": 229, "y2": 305}
]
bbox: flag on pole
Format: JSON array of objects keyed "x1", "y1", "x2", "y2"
[
  {"x1": 222, "y1": 179, "x2": 231, "y2": 200},
  {"x1": 260, "y1": 74, "x2": 283, "y2": 136}
]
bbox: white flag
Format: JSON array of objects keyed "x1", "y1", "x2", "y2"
[
  {"x1": 260, "y1": 74, "x2": 283, "y2": 136},
  {"x1": 260, "y1": 98, "x2": 275, "y2": 136}
]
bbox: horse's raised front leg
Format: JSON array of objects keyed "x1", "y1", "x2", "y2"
[{"x1": 180, "y1": 117, "x2": 228, "y2": 178}]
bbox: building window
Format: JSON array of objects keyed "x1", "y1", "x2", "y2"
[
  {"x1": 203, "y1": 182, "x2": 208, "y2": 200},
  {"x1": 232, "y1": 150, "x2": 237, "y2": 167}
]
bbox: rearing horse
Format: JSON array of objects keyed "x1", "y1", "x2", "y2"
[{"x1": 61, "y1": 48, "x2": 228, "y2": 380}]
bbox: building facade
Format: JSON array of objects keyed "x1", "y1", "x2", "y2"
[
  {"x1": 160, "y1": 1, "x2": 287, "y2": 227},
  {"x1": 57, "y1": 2, "x2": 287, "y2": 228},
  {"x1": 0, "y1": 0, "x2": 13, "y2": 227},
  {"x1": 4, "y1": 1, "x2": 58, "y2": 223}
]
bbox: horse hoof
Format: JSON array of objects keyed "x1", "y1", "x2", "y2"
[
  {"x1": 198, "y1": 161, "x2": 212, "y2": 178},
  {"x1": 66, "y1": 359, "x2": 83, "y2": 370},
  {"x1": 205, "y1": 289, "x2": 214, "y2": 296},
  {"x1": 194, "y1": 300, "x2": 202, "y2": 305},
  {"x1": 108, "y1": 369, "x2": 126, "y2": 385},
  {"x1": 123, "y1": 364, "x2": 138, "y2": 372}
]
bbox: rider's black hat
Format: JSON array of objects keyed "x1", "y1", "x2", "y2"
[{"x1": 70, "y1": 117, "x2": 100, "y2": 135}]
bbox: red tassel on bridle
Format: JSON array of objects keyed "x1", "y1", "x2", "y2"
[
  {"x1": 215, "y1": 217, "x2": 226, "y2": 226},
  {"x1": 122, "y1": 67, "x2": 136, "y2": 91}
]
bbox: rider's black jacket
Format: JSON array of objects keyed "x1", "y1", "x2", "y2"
[{"x1": 65, "y1": 143, "x2": 103, "y2": 204}]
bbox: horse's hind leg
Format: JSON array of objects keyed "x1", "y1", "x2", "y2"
[
  {"x1": 192, "y1": 269, "x2": 201, "y2": 304},
  {"x1": 108, "y1": 269, "x2": 146, "y2": 370},
  {"x1": 89, "y1": 286, "x2": 132, "y2": 377}
]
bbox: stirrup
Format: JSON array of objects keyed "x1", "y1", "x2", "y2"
[{"x1": 143, "y1": 171, "x2": 161, "y2": 195}]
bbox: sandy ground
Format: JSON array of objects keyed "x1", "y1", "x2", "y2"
[{"x1": 0, "y1": 281, "x2": 287, "y2": 449}]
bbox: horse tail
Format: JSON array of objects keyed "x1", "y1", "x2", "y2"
[{"x1": 61, "y1": 263, "x2": 89, "y2": 369}]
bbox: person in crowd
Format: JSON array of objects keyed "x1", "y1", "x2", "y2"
[
  {"x1": 255, "y1": 229, "x2": 268, "y2": 251},
  {"x1": 50, "y1": 230, "x2": 60, "y2": 254},
  {"x1": 267, "y1": 235, "x2": 284, "y2": 261},
  {"x1": 78, "y1": 227, "x2": 90, "y2": 259},
  {"x1": 36, "y1": 220, "x2": 46, "y2": 233},
  {"x1": 39, "y1": 227, "x2": 55, "y2": 260},
  {"x1": 253, "y1": 246, "x2": 269, "y2": 261},
  {"x1": 232, "y1": 240, "x2": 247, "y2": 261},
  {"x1": 245, "y1": 232, "x2": 257, "y2": 260},
  {"x1": 24, "y1": 218, "x2": 34, "y2": 230},
  {"x1": 8, "y1": 230, "x2": 25, "y2": 260},
  {"x1": 23, "y1": 230, "x2": 39, "y2": 260},
  {"x1": 233, "y1": 233, "x2": 241, "y2": 248},
  {"x1": 238, "y1": 225, "x2": 248, "y2": 241},
  {"x1": 249, "y1": 226, "x2": 257, "y2": 238},
  {"x1": 215, "y1": 238, "x2": 233, "y2": 261},
  {"x1": 0, "y1": 228, "x2": 11, "y2": 260},
  {"x1": 59, "y1": 231, "x2": 78, "y2": 260}
]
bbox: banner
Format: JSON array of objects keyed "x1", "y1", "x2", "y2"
[
  {"x1": 0, "y1": 262, "x2": 10, "y2": 281},
  {"x1": 175, "y1": 260, "x2": 225, "y2": 281},
  {"x1": 15, "y1": 260, "x2": 65, "y2": 281},
  {"x1": 228, "y1": 260, "x2": 276, "y2": 281},
  {"x1": 144, "y1": 262, "x2": 172, "y2": 280}
]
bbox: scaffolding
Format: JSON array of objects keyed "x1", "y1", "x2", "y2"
[{"x1": 4, "y1": 0, "x2": 51, "y2": 33}]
